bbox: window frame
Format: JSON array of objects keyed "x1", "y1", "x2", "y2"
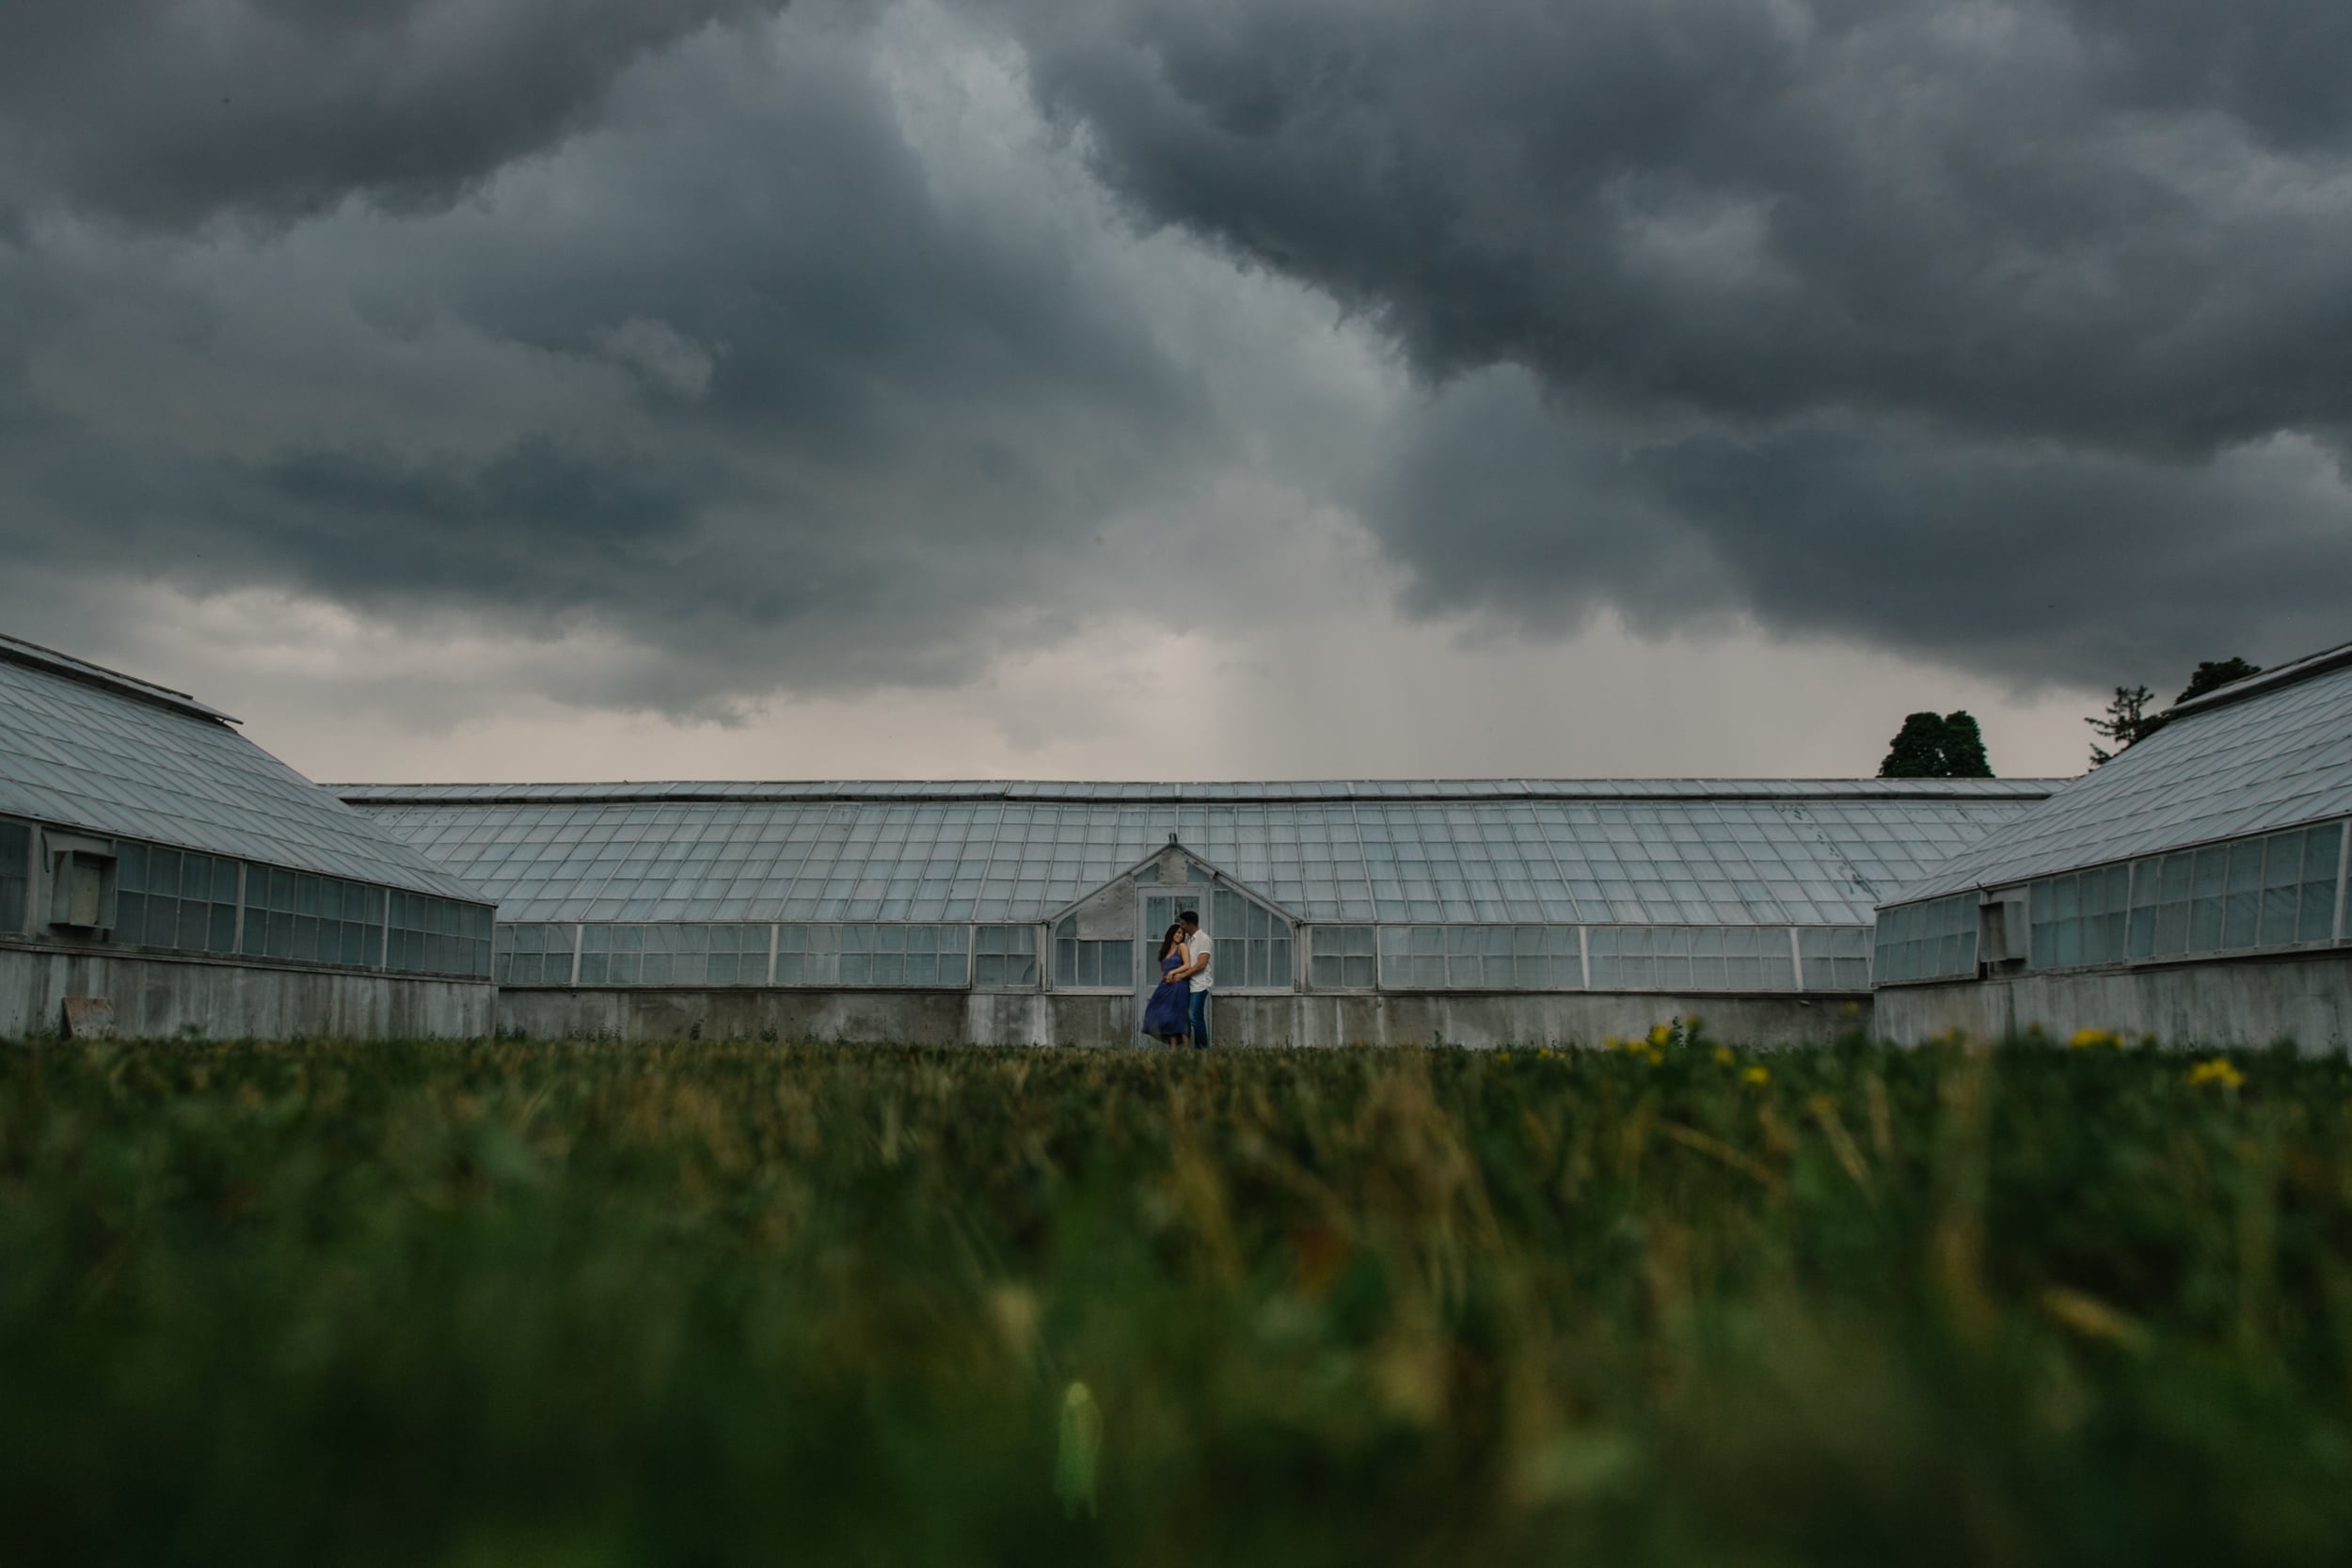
[{"x1": 1051, "y1": 913, "x2": 1136, "y2": 993}]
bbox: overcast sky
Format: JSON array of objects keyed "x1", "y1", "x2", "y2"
[{"x1": 6, "y1": 0, "x2": 2345, "y2": 784}]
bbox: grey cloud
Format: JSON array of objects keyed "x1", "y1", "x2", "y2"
[
  {"x1": 996, "y1": 0, "x2": 2352, "y2": 682},
  {"x1": 1005, "y1": 0, "x2": 2352, "y2": 452},
  {"x1": 597, "y1": 319, "x2": 716, "y2": 400},
  {"x1": 1369, "y1": 370, "x2": 2352, "y2": 682},
  {"x1": 8, "y1": 0, "x2": 2341, "y2": 738},
  {"x1": 0, "y1": 0, "x2": 787, "y2": 229},
  {"x1": 0, "y1": 8, "x2": 1223, "y2": 717}
]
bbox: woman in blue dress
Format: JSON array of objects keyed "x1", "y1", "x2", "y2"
[{"x1": 1140, "y1": 922, "x2": 1191, "y2": 1048}]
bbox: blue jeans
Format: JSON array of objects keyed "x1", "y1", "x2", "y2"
[{"x1": 1187, "y1": 990, "x2": 1211, "y2": 1051}]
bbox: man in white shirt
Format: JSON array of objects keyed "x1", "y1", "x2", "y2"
[{"x1": 1176, "y1": 909, "x2": 1213, "y2": 1050}]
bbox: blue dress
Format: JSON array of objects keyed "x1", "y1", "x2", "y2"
[{"x1": 1140, "y1": 954, "x2": 1190, "y2": 1039}]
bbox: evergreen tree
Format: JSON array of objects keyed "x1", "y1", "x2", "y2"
[
  {"x1": 1939, "y1": 711, "x2": 1992, "y2": 777},
  {"x1": 1879, "y1": 712, "x2": 1995, "y2": 778},
  {"x1": 2088, "y1": 685, "x2": 2156, "y2": 767}
]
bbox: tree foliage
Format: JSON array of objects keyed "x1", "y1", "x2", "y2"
[
  {"x1": 2088, "y1": 685, "x2": 2158, "y2": 768},
  {"x1": 2089, "y1": 657, "x2": 2262, "y2": 767},
  {"x1": 1878, "y1": 711, "x2": 1994, "y2": 778},
  {"x1": 2176, "y1": 657, "x2": 2263, "y2": 705}
]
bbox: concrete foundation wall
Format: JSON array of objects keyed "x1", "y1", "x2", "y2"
[
  {"x1": 1874, "y1": 951, "x2": 2352, "y2": 1051},
  {"x1": 0, "y1": 941, "x2": 494, "y2": 1041},
  {"x1": 497, "y1": 987, "x2": 1872, "y2": 1048}
]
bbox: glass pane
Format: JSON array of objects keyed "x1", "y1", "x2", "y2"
[
  {"x1": 2302, "y1": 823, "x2": 2343, "y2": 943},
  {"x1": 2221, "y1": 841, "x2": 2263, "y2": 949}
]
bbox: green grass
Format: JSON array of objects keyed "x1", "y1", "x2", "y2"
[{"x1": 6, "y1": 1033, "x2": 2352, "y2": 1566}]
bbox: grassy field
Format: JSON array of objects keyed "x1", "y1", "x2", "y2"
[{"x1": 6, "y1": 1033, "x2": 2352, "y2": 1566}]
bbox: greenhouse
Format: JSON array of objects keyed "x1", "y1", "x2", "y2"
[
  {"x1": 1875, "y1": 640, "x2": 2352, "y2": 1047},
  {"x1": 0, "y1": 634, "x2": 498, "y2": 1040},
  {"x1": 341, "y1": 778, "x2": 2054, "y2": 1046}
]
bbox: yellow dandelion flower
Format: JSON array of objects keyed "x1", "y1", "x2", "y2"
[
  {"x1": 2186, "y1": 1058, "x2": 2245, "y2": 1090},
  {"x1": 2070, "y1": 1027, "x2": 2119, "y2": 1051},
  {"x1": 1646, "y1": 1022, "x2": 1675, "y2": 1050},
  {"x1": 1742, "y1": 1065, "x2": 1771, "y2": 1086},
  {"x1": 1713, "y1": 1046, "x2": 1735, "y2": 1067},
  {"x1": 1646, "y1": 1051, "x2": 1664, "y2": 1067},
  {"x1": 1498, "y1": 1051, "x2": 1513, "y2": 1065}
]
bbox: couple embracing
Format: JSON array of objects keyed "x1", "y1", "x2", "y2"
[{"x1": 1141, "y1": 909, "x2": 1213, "y2": 1050}]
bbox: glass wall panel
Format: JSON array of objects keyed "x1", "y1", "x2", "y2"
[
  {"x1": 2152, "y1": 850, "x2": 2192, "y2": 956},
  {"x1": 1310, "y1": 926, "x2": 1376, "y2": 989},
  {"x1": 974, "y1": 925, "x2": 1038, "y2": 988},
  {"x1": 2300, "y1": 823, "x2": 2342, "y2": 943},
  {"x1": 0, "y1": 819, "x2": 29, "y2": 935},
  {"x1": 1587, "y1": 926, "x2": 1654, "y2": 989},
  {"x1": 20, "y1": 831, "x2": 469, "y2": 976},
  {"x1": 1797, "y1": 927, "x2": 1870, "y2": 991},
  {"x1": 1210, "y1": 889, "x2": 1292, "y2": 990},
  {"x1": 1372, "y1": 925, "x2": 1582, "y2": 990},
  {"x1": 495, "y1": 923, "x2": 579, "y2": 987},
  {"x1": 113, "y1": 844, "x2": 241, "y2": 957},
  {"x1": 772, "y1": 923, "x2": 827, "y2": 986},
  {"x1": 1872, "y1": 895, "x2": 1978, "y2": 984},
  {"x1": 764, "y1": 923, "x2": 972, "y2": 987},
  {"x1": 387, "y1": 892, "x2": 493, "y2": 979},
  {"x1": 573, "y1": 923, "x2": 770, "y2": 986},
  {"x1": 2221, "y1": 839, "x2": 2264, "y2": 951},
  {"x1": 704, "y1": 924, "x2": 772, "y2": 987},
  {"x1": 2186, "y1": 847, "x2": 2228, "y2": 951},
  {"x1": 1053, "y1": 915, "x2": 1135, "y2": 990},
  {"x1": 2018, "y1": 820, "x2": 2344, "y2": 975},
  {"x1": 2259, "y1": 829, "x2": 2305, "y2": 947}
]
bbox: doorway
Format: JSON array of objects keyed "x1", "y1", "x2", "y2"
[{"x1": 1136, "y1": 890, "x2": 1207, "y2": 1037}]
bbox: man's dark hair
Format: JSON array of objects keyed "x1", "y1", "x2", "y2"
[{"x1": 1178, "y1": 909, "x2": 1199, "y2": 925}]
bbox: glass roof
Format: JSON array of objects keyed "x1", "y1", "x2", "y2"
[
  {"x1": 0, "y1": 649, "x2": 489, "y2": 902},
  {"x1": 0, "y1": 632, "x2": 237, "y2": 723},
  {"x1": 343, "y1": 782, "x2": 2051, "y2": 926},
  {"x1": 1891, "y1": 654, "x2": 2352, "y2": 906}
]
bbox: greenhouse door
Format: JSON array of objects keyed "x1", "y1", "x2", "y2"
[{"x1": 1136, "y1": 891, "x2": 1207, "y2": 1037}]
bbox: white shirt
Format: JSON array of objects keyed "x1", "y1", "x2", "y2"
[{"x1": 1187, "y1": 931, "x2": 1214, "y2": 992}]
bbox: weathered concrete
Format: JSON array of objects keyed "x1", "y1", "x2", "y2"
[
  {"x1": 497, "y1": 987, "x2": 1872, "y2": 1048},
  {"x1": 0, "y1": 941, "x2": 493, "y2": 1041},
  {"x1": 1875, "y1": 951, "x2": 2352, "y2": 1051}
]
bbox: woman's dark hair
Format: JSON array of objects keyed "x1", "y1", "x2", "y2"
[{"x1": 1158, "y1": 923, "x2": 1186, "y2": 962}]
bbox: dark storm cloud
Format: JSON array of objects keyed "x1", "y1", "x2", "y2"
[
  {"x1": 1005, "y1": 0, "x2": 2352, "y2": 680},
  {"x1": 6, "y1": 0, "x2": 2346, "y2": 729},
  {"x1": 1007, "y1": 0, "x2": 2352, "y2": 451},
  {"x1": 0, "y1": 6, "x2": 1213, "y2": 715},
  {"x1": 0, "y1": 0, "x2": 788, "y2": 228},
  {"x1": 1370, "y1": 370, "x2": 2352, "y2": 683}
]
